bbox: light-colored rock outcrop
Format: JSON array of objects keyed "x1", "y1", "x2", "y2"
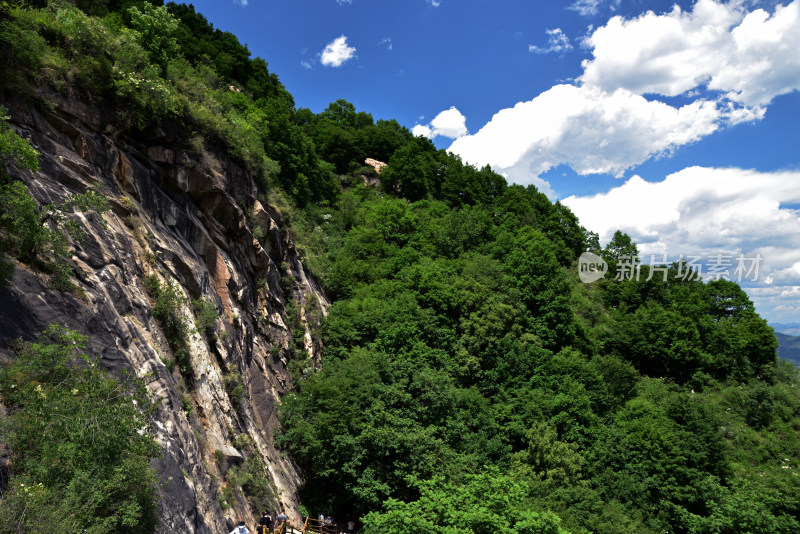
[{"x1": 364, "y1": 157, "x2": 387, "y2": 174}]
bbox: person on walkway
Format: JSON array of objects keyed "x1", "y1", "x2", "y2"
[
  {"x1": 230, "y1": 521, "x2": 249, "y2": 534},
  {"x1": 260, "y1": 511, "x2": 272, "y2": 533},
  {"x1": 275, "y1": 509, "x2": 288, "y2": 532}
]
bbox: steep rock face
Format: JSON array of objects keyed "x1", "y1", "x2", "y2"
[{"x1": 0, "y1": 92, "x2": 328, "y2": 532}]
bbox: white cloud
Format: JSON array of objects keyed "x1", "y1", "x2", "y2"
[
  {"x1": 234, "y1": 0, "x2": 248, "y2": 6},
  {"x1": 429, "y1": 107, "x2": 468, "y2": 139},
  {"x1": 427, "y1": 0, "x2": 441, "y2": 6},
  {"x1": 564, "y1": 167, "x2": 800, "y2": 249},
  {"x1": 446, "y1": 0, "x2": 800, "y2": 194},
  {"x1": 412, "y1": 124, "x2": 432, "y2": 138},
  {"x1": 336, "y1": 0, "x2": 352, "y2": 4},
  {"x1": 301, "y1": 60, "x2": 313, "y2": 69},
  {"x1": 378, "y1": 37, "x2": 392, "y2": 51},
  {"x1": 529, "y1": 28, "x2": 573, "y2": 54},
  {"x1": 414, "y1": 106, "x2": 468, "y2": 140},
  {"x1": 780, "y1": 287, "x2": 800, "y2": 298},
  {"x1": 320, "y1": 36, "x2": 357, "y2": 67},
  {"x1": 581, "y1": 0, "x2": 800, "y2": 107},
  {"x1": 746, "y1": 285, "x2": 800, "y2": 323},
  {"x1": 562, "y1": 166, "x2": 800, "y2": 301},
  {"x1": 449, "y1": 84, "x2": 725, "y2": 185},
  {"x1": 568, "y1": 0, "x2": 622, "y2": 17},
  {"x1": 569, "y1": 0, "x2": 601, "y2": 16}
]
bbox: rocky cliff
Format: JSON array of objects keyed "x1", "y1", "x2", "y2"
[{"x1": 0, "y1": 91, "x2": 328, "y2": 533}]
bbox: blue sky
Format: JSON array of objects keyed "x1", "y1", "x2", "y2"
[{"x1": 181, "y1": 0, "x2": 800, "y2": 327}]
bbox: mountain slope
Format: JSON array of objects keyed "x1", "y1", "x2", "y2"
[
  {"x1": 1, "y1": 3, "x2": 799, "y2": 534},
  {"x1": 776, "y1": 331, "x2": 800, "y2": 367},
  {"x1": 771, "y1": 323, "x2": 800, "y2": 336}
]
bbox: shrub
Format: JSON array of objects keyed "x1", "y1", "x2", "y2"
[
  {"x1": 193, "y1": 296, "x2": 218, "y2": 339},
  {"x1": 224, "y1": 370, "x2": 246, "y2": 413},
  {"x1": 746, "y1": 383, "x2": 775, "y2": 429},
  {"x1": 126, "y1": 3, "x2": 179, "y2": 75},
  {"x1": 227, "y1": 454, "x2": 277, "y2": 515},
  {"x1": 0, "y1": 325, "x2": 160, "y2": 533},
  {"x1": 232, "y1": 433, "x2": 254, "y2": 452},
  {"x1": 181, "y1": 392, "x2": 193, "y2": 417},
  {"x1": 0, "y1": 107, "x2": 111, "y2": 289},
  {"x1": 144, "y1": 274, "x2": 193, "y2": 377},
  {"x1": 0, "y1": 106, "x2": 39, "y2": 178},
  {"x1": 160, "y1": 355, "x2": 175, "y2": 373}
]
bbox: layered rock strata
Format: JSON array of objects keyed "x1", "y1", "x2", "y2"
[{"x1": 0, "y1": 92, "x2": 327, "y2": 533}]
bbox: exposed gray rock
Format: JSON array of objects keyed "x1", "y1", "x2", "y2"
[{"x1": 0, "y1": 92, "x2": 327, "y2": 533}]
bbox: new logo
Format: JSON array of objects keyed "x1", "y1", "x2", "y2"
[{"x1": 578, "y1": 252, "x2": 607, "y2": 283}]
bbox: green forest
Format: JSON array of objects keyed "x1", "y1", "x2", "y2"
[{"x1": 0, "y1": 1, "x2": 799, "y2": 533}]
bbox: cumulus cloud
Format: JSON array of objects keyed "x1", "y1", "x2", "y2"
[
  {"x1": 414, "y1": 107, "x2": 468, "y2": 140},
  {"x1": 581, "y1": 0, "x2": 800, "y2": 107},
  {"x1": 429, "y1": 107, "x2": 468, "y2": 139},
  {"x1": 412, "y1": 124, "x2": 432, "y2": 138},
  {"x1": 320, "y1": 36, "x2": 357, "y2": 67},
  {"x1": 446, "y1": 0, "x2": 800, "y2": 193},
  {"x1": 449, "y1": 84, "x2": 724, "y2": 183},
  {"x1": 563, "y1": 167, "x2": 800, "y2": 255},
  {"x1": 562, "y1": 166, "x2": 800, "y2": 320},
  {"x1": 529, "y1": 28, "x2": 573, "y2": 54}
]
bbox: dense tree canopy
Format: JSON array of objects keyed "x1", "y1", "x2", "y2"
[{"x1": 277, "y1": 185, "x2": 796, "y2": 533}]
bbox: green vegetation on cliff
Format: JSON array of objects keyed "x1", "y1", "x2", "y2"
[
  {"x1": 0, "y1": 2, "x2": 798, "y2": 533},
  {"x1": 0, "y1": 325, "x2": 159, "y2": 533},
  {"x1": 0, "y1": 105, "x2": 110, "y2": 291}
]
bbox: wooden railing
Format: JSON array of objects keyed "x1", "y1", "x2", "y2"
[
  {"x1": 273, "y1": 519, "x2": 307, "y2": 534},
  {"x1": 269, "y1": 516, "x2": 337, "y2": 534},
  {"x1": 301, "y1": 517, "x2": 338, "y2": 534}
]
